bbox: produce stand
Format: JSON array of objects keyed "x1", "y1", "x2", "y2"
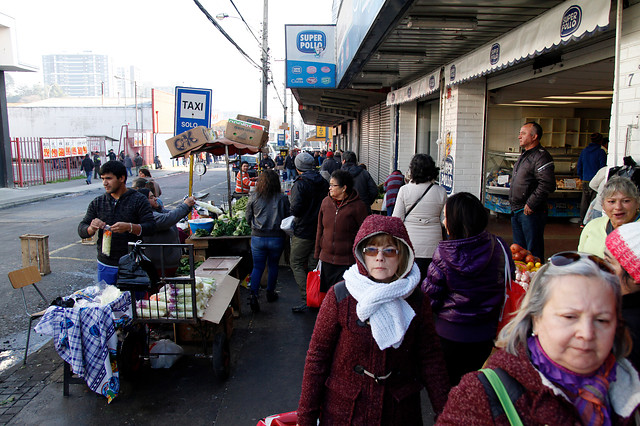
[{"x1": 115, "y1": 243, "x2": 241, "y2": 381}]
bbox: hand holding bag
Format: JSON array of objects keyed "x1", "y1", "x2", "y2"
[{"x1": 306, "y1": 261, "x2": 325, "y2": 308}]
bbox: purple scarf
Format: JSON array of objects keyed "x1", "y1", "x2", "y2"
[{"x1": 528, "y1": 336, "x2": 617, "y2": 426}]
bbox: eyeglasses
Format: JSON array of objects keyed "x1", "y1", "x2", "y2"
[
  {"x1": 362, "y1": 247, "x2": 399, "y2": 257},
  {"x1": 548, "y1": 251, "x2": 614, "y2": 275},
  {"x1": 329, "y1": 184, "x2": 342, "y2": 188}
]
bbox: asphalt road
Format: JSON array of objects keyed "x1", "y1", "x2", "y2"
[{"x1": 0, "y1": 167, "x2": 232, "y2": 372}]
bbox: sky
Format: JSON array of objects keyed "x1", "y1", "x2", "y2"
[{"x1": 2, "y1": 0, "x2": 335, "y2": 124}]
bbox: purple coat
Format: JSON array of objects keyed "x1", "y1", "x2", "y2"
[{"x1": 422, "y1": 231, "x2": 514, "y2": 342}]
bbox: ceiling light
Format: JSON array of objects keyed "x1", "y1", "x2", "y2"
[
  {"x1": 576, "y1": 90, "x2": 614, "y2": 95},
  {"x1": 350, "y1": 83, "x2": 384, "y2": 90},
  {"x1": 544, "y1": 96, "x2": 611, "y2": 100},
  {"x1": 376, "y1": 51, "x2": 426, "y2": 60},
  {"x1": 360, "y1": 70, "x2": 399, "y2": 78},
  {"x1": 514, "y1": 100, "x2": 577, "y2": 105},
  {"x1": 406, "y1": 17, "x2": 478, "y2": 31}
]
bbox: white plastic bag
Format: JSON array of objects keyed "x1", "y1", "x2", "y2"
[
  {"x1": 280, "y1": 215, "x2": 295, "y2": 237},
  {"x1": 149, "y1": 339, "x2": 184, "y2": 369}
]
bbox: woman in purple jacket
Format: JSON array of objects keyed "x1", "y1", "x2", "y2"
[{"x1": 423, "y1": 192, "x2": 514, "y2": 386}]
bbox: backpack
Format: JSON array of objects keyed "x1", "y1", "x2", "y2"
[{"x1": 608, "y1": 156, "x2": 640, "y2": 193}]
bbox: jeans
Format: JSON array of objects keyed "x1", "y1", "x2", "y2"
[
  {"x1": 290, "y1": 236, "x2": 318, "y2": 300},
  {"x1": 86, "y1": 171, "x2": 92, "y2": 184},
  {"x1": 250, "y1": 236, "x2": 285, "y2": 295},
  {"x1": 511, "y1": 209, "x2": 547, "y2": 260},
  {"x1": 126, "y1": 167, "x2": 133, "y2": 176},
  {"x1": 287, "y1": 168, "x2": 297, "y2": 181},
  {"x1": 97, "y1": 261, "x2": 118, "y2": 285}
]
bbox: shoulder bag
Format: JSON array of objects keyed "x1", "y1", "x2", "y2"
[
  {"x1": 403, "y1": 183, "x2": 433, "y2": 219},
  {"x1": 478, "y1": 368, "x2": 524, "y2": 426}
]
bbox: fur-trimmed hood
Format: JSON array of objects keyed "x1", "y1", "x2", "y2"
[{"x1": 352, "y1": 215, "x2": 415, "y2": 278}]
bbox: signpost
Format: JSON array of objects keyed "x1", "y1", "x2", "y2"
[
  {"x1": 174, "y1": 86, "x2": 213, "y2": 136},
  {"x1": 277, "y1": 133, "x2": 285, "y2": 146}
]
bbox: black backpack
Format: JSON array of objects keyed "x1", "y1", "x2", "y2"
[{"x1": 608, "y1": 156, "x2": 640, "y2": 193}]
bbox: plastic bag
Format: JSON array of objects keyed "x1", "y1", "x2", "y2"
[
  {"x1": 149, "y1": 339, "x2": 184, "y2": 369},
  {"x1": 280, "y1": 215, "x2": 295, "y2": 237}
]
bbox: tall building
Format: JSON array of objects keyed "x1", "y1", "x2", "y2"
[{"x1": 42, "y1": 52, "x2": 110, "y2": 97}]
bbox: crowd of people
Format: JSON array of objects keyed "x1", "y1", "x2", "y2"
[{"x1": 79, "y1": 121, "x2": 640, "y2": 423}]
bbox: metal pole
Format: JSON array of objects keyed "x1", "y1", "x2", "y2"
[
  {"x1": 260, "y1": 0, "x2": 268, "y2": 120},
  {"x1": 290, "y1": 94, "x2": 294, "y2": 150},
  {"x1": 225, "y1": 144, "x2": 232, "y2": 211},
  {"x1": 612, "y1": 0, "x2": 623, "y2": 165},
  {"x1": 135, "y1": 81, "x2": 139, "y2": 131},
  {"x1": 0, "y1": 71, "x2": 14, "y2": 188}
]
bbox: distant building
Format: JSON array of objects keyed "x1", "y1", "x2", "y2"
[{"x1": 42, "y1": 53, "x2": 110, "y2": 97}]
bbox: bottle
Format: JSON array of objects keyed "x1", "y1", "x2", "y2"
[{"x1": 102, "y1": 225, "x2": 112, "y2": 256}]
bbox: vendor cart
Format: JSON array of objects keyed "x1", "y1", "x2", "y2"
[{"x1": 115, "y1": 242, "x2": 241, "y2": 380}]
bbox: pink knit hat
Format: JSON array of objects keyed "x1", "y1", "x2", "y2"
[{"x1": 606, "y1": 222, "x2": 640, "y2": 282}]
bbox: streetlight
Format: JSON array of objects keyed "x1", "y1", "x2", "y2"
[{"x1": 114, "y1": 75, "x2": 139, "y2": 131}]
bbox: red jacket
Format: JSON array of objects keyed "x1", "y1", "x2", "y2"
[
  {"x1": 298, "y1": 284, "x2": 450, "y2": 425},
  {"x1": 438, "y1": 346, "x2": 640, "y2": 425},
  {"x1": 315, "y1": 191, "x2": 369, "y2": 265}
]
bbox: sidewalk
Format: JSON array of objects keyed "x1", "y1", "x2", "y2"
[{"x1": 0, "y1": 167, "x2": 186, "y2": 211}]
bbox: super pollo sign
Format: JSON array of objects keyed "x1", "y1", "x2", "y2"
[{"x1": 174, "y1": 86, "x2": 212, "y2": 136}]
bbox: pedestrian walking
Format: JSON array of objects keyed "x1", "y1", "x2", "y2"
[
  {"x1": 81, "y1": 153, "x2": 94, "y2": 185},
  {"x1": 392, "y1": 153, "x2": 447, "y2": 283},
  {"x1": 423, "y1": 192, "x2": 514, "y2": 386},
  {"x1": 341, "y1": 151, "x2": 378, "y2": 211},
  {"x1": 245, "y1": 170, "x2": 291, "y2": 312},
  {"x1": 298, "y1": 215, "x2": 450, "y2": 425},
  {"x1": 509, "y1": 121, "x2": 556, "y2": 260},
  {"x1": 315, "y1": 170, "x2": 368, "y2": 293},
  {"x1": 383, "y1": 169, "x2": 405, "y2": 216},
  {"x1": 134, "y1": 152, "x2": 143, "y2": 175},
  {"x1": 124, "y1": 154, "x2": 134, "y2": 176},
  {"x1": 92, "y1": 151, "x2": 102, "y2": 179},
  {"x1": 284, "y1": 151, "x2": 297, "y2": 181},
  {"x1": 107, "y1": 149, "x2": 117, "y2": 162}
]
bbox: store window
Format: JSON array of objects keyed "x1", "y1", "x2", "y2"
[{"x1": 416, "y1": 100, "x2": 439, "y2": 159}]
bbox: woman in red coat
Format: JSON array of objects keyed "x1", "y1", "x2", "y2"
[
  {"x1": 315, "y1": 169, "x2": 369, "y2": 292},
  {"x1": 299, "y1": 215, "x2": 450, "y2": 425},
  {"x1": 438, "y1": 252, "x2": 640, "y2": 425}
]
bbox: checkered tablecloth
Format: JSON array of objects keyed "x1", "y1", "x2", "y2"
[{"x1": 35, "y1": 290, "x2": 132, "y2": 403}]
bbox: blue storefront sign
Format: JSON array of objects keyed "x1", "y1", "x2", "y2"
[{"x1": 285, "y1": 25, "x2": 336, "y2": 88}]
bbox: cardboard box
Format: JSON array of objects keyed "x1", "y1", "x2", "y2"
[
  {"x1": 371, "y1": 199, "x2": 384, "y2": 212},
  {"x1": 225, "y1": 121, "x2": 267, "y2": 148},
  {"x1": 166, "y1": 126, "x2": 212, "y2": 158},
  {"x1": 235, "y1": 114, "x2": 270, "y2": 145}
]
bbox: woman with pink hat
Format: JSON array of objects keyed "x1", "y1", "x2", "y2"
[{"x1": 605, "y1": 222, "x2": 640, "y2": 369}]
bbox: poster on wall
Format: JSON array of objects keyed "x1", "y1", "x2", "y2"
[
  {"x1": 79, "y1": 138, "x2": 88, "y2": 155},
  {"x1": 42, "y1": 139, "x2": 51, "y2": 159},
  {"x1": 440, "y1": 156, "x2": 454, "y2": 195},
  {"x1": 57, "y1": 139, "x2": 65, "y2": 158},
  {"x1": 285, "y1": 24, "x2": 336, "y2": 88},
  {"x1": 71, "y1": 139, "x2": 78, "y2": 156}
]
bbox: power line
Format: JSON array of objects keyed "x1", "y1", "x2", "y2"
[
  {"x1": 228, "y1": 0, "x2": 267, "y2": 56},
  {"x1": 192, "y1": 0, "x2": 262, "y2": 71}
]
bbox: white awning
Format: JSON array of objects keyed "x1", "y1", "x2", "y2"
[
  {"x1": 444, "y1": 0, "x2": 611, "y2": 86},
  {"x1": 386, "y1": 69, "x2": 440, "y2": 106}
]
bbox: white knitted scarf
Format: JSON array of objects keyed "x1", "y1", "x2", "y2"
[{"x1": 343, "y1": 262, "x2": 421, "y2": 350}]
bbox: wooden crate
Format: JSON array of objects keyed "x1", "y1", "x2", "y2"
[{"x1": 19, "y1": 234, "x2": 51, "y2": 275}]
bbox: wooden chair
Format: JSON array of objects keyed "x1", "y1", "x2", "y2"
[{"x1": 8, "y1": 266, "x2": 48, "y2": 365}]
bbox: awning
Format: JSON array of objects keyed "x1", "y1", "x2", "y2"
[
  {"x1": 386, "y1": 69, "x2": 441, "y2": 106},
  {"x1": 170, "y1": 137, "x2": 260, "y2": 159},
  {"x1": 444, "y1": 0, "x2": 611, "y2": 86}
]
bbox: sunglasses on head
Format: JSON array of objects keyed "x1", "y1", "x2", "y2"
[
  {"x1": 548, "y1": 251, "x2": 614, "y2": 275},
  {"x1": 362, "y1": 247, "x2": 399, "y2": 258}
]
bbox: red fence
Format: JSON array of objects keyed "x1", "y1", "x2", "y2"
[{"x1": 11, "y1": 136, "x2": 155, "y2": 187}]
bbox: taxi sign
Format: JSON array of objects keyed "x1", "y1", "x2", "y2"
[{"x1": 174, "y1": 86, "x2": 212, "y2": 136}]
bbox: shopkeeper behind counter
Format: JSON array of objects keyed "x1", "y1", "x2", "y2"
[{"x1": 235, "y1": 161, "x2": 257, "y2": 194}]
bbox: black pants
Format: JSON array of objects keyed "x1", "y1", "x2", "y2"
[
  {"x1": 439, "y1": 336, "x2": 495, "y2": 387},
  {"x1": 414, "y1": 257, "x2": 432, "y2": 286},
  {"x1": 320, "y1": 262, "x2": 350, "y2": 293}
]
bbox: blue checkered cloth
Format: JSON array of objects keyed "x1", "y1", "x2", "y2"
[{"x1": 35, "y1": 291, "x2": 132, "y2": 402}]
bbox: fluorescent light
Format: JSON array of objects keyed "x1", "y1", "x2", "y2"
[
  {"x1": 514, "y1": 100, "x2": 577, "y2": 105},
  {"x1": 350, "y1": 83, "x2": 384, "y2": 89},
  {"x1": 495, "y1": 104, "x2": 552, "y2": 107},
  {"x1": 576, "y1": 90, "x2": 613, "y2": 95},
  {"x1": 406, "y1": 17, "x2": 478, "y2": 31},
  {"x1": 544, "y1": 96, "x2": 611, "y2": 100}
]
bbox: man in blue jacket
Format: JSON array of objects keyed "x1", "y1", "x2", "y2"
[{"x1": 577, "y1": 132, "x2": 607, "y2": 223}]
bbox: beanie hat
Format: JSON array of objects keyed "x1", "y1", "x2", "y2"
[
  {"x1": 295, "y1": 152, "x2": 314, "y2": 172},
  {"x1": 326, "y1": 151, "x2": 334, "y2": 158},
  {"x1": 605, "y1": 222, "x2": 640, "y2": 282}
]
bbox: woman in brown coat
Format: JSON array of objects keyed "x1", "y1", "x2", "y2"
[
  {"x1": 299, "y1": 215, "x2": 450, "y2": 425},
  {"x1": 315, "y1": 169, "x2": 369, "y2": 292}
]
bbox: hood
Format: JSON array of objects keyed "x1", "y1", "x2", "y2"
[
  {"x1": 342, "y1": 162, "x2": 363, "y2": 178},
  {"x1": 297, "y1": 170, "x2": 326, "y2": 186},
  {"x1": 352, "y1": 215, "x2": 415, "y2": 278},
  {"x1": 584, "y1": 142, "x2": 603, "y2": 153},
  {"x1": 435, "y1": 231, "x2": 498, "y2": 275}
]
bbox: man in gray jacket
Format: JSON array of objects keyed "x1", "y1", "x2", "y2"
[{"x1": 509, "y1": 122, "x2": 555, "y2": 260}]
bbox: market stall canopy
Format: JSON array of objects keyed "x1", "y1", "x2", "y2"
[{"x1": 168, "y1": 136, "x2": 259, "y2": 159}]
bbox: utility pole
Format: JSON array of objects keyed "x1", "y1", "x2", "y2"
[
  {"x1": 290, "y1": 94, "x2": 294, "y2": 150},
  {"x1": 260, "y1": 0, "x2": 268, "y2": 120}
]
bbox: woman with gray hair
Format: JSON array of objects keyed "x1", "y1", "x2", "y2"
[
  {"x1": 579, "y1": 176, "x2": 640, "y2": 258},
  {"x1": 438, "y1": 252, "x2": 640, "y2": 424}
]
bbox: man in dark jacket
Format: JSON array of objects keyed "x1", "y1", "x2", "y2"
[
  {"x1": 341, "y1": 151, "x2": 378, "y2": 212},
  {"x1": 577, "y1": 132, "x2": 607, "y2": 222},
  {"x1": 134, "y1": 152, "x2": 143, "y2": 174},
  {"x1": 78, "y1": 160, "x2": 156, "y2": 285},
  {"x1": 284, "y1": 151, "x2": 297, "y2": 181},
  {"x1": 81, "y1": 153, "x2": 94, "y2": 185},
  {"x1": 92, "y1": 152, "x2": 102, "y2": 179},
  {"x1": 509, "y1": 122, "x2": 555, "y2": 260},
  {"x1": 107, "y1": 149, "x2": 117, "y2": 162},
  {"x1": 289, "y1": 151, "x2": 329, "y2": 312},
  {"x1": 320, "y1": 151, "x2": 339, "y2": 175}
]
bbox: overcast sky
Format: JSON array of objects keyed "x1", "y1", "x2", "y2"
[{"x1": 3, "y1": 0, "x2": 334, "y2": 122}]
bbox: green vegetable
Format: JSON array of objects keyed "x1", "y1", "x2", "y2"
[
  {"x1": 176, "y1": 258, "x2": 204, "y2": 276},
  {"x1": 232, "y1": 197, "x2": 249, "y2": 216},
  {"x1": 194, "y1": 229, "x2": 209, "y2": 237}
]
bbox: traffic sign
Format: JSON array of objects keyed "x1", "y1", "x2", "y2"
[
  {"x1": 174, "y1": 86, "x2": 212, "y2": 136},
  {"x1": 277, "y1": 133, "x2": 285, "y2": 146}
]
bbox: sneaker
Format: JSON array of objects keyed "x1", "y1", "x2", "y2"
[
  {"x1": 249, "y1": 294, "x2": 260, "y2": 313},
  {"x1": 291, "y1": 302, "x2": 308, "y2": 313},
  {"x1": 266, "y1": 290, "x2": 279, "y2": 302}
]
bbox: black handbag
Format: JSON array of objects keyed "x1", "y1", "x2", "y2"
[{"x1": 116, "y1": 242, "x2": 160, "y2": 292}]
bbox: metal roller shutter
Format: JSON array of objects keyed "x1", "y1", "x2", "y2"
[
  {"x1": 378, "y1": 103, "x2": 392, "y2": 184},
  {"x1": 359, "y1": 108, "x2": 370, "y2": 174}
]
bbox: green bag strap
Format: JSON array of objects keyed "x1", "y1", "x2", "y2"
[{"x1": 479, "y1": 368, "x2": 524, "y2": 426}]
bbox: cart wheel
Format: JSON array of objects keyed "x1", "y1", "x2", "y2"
[
  {"x1": 119, "y1": 326, "x2": 146, "y2": 379},
  {"x1": 212, "y1": 331, "x2": 230, "y2": 380}
]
